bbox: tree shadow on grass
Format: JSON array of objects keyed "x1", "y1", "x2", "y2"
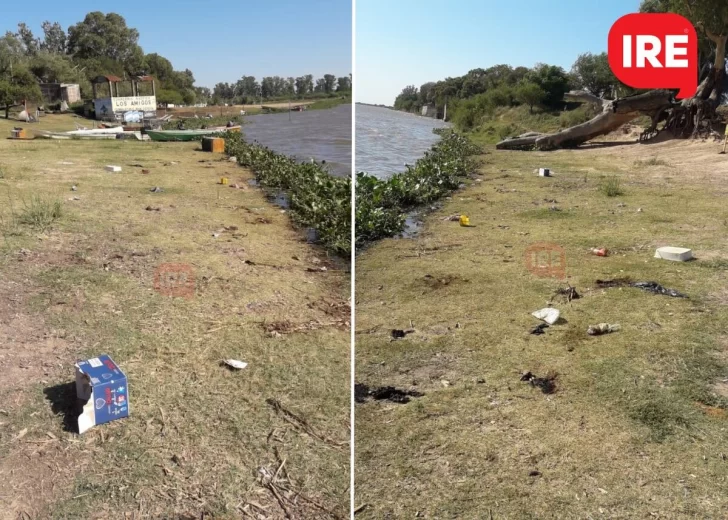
[{"x1": 43, "y1": 382, "x2": 81, "y2": 433}]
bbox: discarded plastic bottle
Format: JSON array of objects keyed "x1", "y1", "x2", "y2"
[
  {"x1": 587, "y1": 323, "x2": 621, "y2": 336},
  {"x1": 590, "y1": 248, "x2": 608, "y2": 257}
]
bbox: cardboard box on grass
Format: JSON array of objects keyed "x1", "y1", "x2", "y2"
[{"x1": 75, "y1": 355, "x2": 129, "y2": 434}]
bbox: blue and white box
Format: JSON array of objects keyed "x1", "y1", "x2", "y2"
[{"x1": 75, "y1": 355, "x2": 129, "y2": 434}]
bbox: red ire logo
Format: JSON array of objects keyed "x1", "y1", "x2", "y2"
[
  {"x1": 153, "y1": 263, "x2": 195, "y2": 299},
  {"x1": 608, "y1": 13, "x2": 698, "y2": 99},
  {"x1": 525, "y1": 243, "x2": 566, "y2": 279}
]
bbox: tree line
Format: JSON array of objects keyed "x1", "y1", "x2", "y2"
[
  {"x1": 396, "y1": 0, "x2": 728, "y2": 138},
  {"x1": 0, "y1": 12, "x2": 352, "y2": 117},
  {"x1": 393, "y1": 54, "x2": 637, "y2": 130},
  {"x1": 0, "y1": 13, "x2": 208, "y2": 113},
  {"x1": 211, "y1": 74, "x2": 351, "y2": 105}
]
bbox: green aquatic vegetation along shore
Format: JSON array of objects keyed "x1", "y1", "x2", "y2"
[
  {"x1": 224, "y1": 133, "x2": 351, "y2": 256},
  {"x1": 355, "y1": 130, "x2": 481, "y2": 247}
]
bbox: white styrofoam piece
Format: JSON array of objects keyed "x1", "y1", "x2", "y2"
[
  {"x1": 105, "y1": 165, "x2": 122, "y2": 172},
  {"x1": 654, "y1": 246, "x2": 693, "y2": 262},
  {"x1": 532, "y1": 307, "x2": 560, "y2": 325},
  {"x1": 223, "y1": 359, "x2": 248, "y2": 370}
]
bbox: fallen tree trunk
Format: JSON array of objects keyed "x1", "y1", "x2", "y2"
[{"x1": 496, "y1": 89, "x2": 675, "y2": 150}]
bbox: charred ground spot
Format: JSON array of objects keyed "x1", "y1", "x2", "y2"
[
  {"x1": 520, "y1": 371, "x2": 558, "y2": 394},
  {"x1": 355, "y1": 383, "x2": 424, "y2": 404},
  {"x1": 595, "y1": 278, "x2": 687, "y2": 298}
]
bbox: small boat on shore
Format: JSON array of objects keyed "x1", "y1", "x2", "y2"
[
  {"x1": 34, "y1": 126, "x2": 143, "y2": 140},
  {"x1": 145, "y1": 126, "x2": 240, "y2": 142}
]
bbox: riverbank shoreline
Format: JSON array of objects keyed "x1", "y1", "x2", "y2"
[
  {"x1": 0, "y1": 113, "x2": 350, "y2": 518},
  {"x1": 355, "y1": 138, "x2": 728, "y2": 518}
]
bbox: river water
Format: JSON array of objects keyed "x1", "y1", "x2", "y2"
[
  {"x1": 355, "y1": 104, "x2": 450, "y2": 179},
  {"x1": 243, "y1": 103, "x2": 351, "y2": 177}
]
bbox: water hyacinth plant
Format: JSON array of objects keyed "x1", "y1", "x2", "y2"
[
  {"x1": 355, "y1": 130, "x2": 481, "y2": 247},
  {"x1": 224, "y1": 132, "x2": 351, "y2": 256}
]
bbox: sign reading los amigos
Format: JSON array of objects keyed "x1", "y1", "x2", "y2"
[{"x1": 608, "y1": 13, "x2": 698, "y2": 99}]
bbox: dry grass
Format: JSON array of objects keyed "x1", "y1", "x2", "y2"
[
  {"x1": 0, "y1": 114, "x2": 349, "y2": 519},
  {"x1": 355, "y1": 137, "x2": 728, "y2": 518}
]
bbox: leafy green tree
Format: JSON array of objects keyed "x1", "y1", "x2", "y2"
[
  {"x1": 67, "y1": 12, "x2": 144, "y2": 74},
  {"x1": 323, "y1": 74, "x2": 336, "y2": 93},
  {"x1": 314, "y1": 78, "x2": 326, "y2": 93},
  {"x1": 234, "y1": 76, "x2": 259, "y2": 100},
  {"x1": 156, "y1": 88, "x2": 183, "y2": 106},
  {"x1": 337, "y1": 76, "x2": 351, "y2": 91},
  {"x1": 143, "y1": 53, "x2": 174, "y2": 82},
  {"x1": 285, "y1": 77, "x2": 295, "y2": 96},
  {"x1": 40, "y1": 21, "x2": 66, "y2": 54},
  {"x1": 570, "y1": 52, "x2": 617, "y2": 98},
  {"x1": 514, "y1": 81, "x2": 546, "y2": 113},
  {"x1": 393, "y1": 84, "x2": 419, "y2": 111},
  {"x1": 526, "y1": 64, "x2": 569, "y2": 107},
  {"x1": 15, "y1": 23, "x2": 39, "y2": 56},
  {"x1": 0, "y1": 65, "x2": 41, "y2": 117}
]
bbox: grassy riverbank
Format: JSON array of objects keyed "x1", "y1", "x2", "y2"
[
  {"x1": 355, "y1": 130, "x2": 480, "y2": 248},
  {"x1": 355, "y1": 136, "x2": 728, "y2": 518},
  {"x1": 0, "y1": 114, "x2": 350, "y2": 519},
  {"x1": 225, "y1": 134, "x2": 351, "y2": 256}
]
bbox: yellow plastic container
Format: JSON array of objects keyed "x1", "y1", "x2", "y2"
[
  {"x1": 459, "y1": 215, "x2": 470, "y2": 227},
  {"x1": 220, "y1": 177, "x2": 228, "y2": 185}
]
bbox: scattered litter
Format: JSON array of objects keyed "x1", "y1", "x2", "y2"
[
  {"x1": 529, "y1": 470, "x2": 542, "y2": 477},
  {"x1": 141, "y1": 169, "x2": 150, "y2": 174},
  {"x1": 68, "y1": 196, "x2": 80, "y2": 201},
  {"x1": 654, "y1": 246, "x2": 693, "y2": 262},
  {"x1": 531, "y1": 307, "x2": 560, "y2": 325},
  {"x1": 459, "y1": 215, "x2": 474, "y2": 227},
  {"x1": 212, "y1": 232, "x2": 220, "y2": 238},
  {"x1": 538, "y1": 168, "x2": 550, "y2": 177},
  {"x1": 222, "y1": 359, "x2": 248, "y2": 370},
  {"x1": 590, "y1": 248, "x2": 608, "y2": 257},
  {"x1": 229, "y1": 156, "x2": 238, "y2": 162},
  {"x1": 587, "y1": 323, "x2": 621, "y2": 336},
  {"x1": 596, "y1": 279, "x2": 687, "y2": 298},
  {"x1": 75, "y1": 355, "x2": 129, "y2": 434},
  {"x1": 442, "y1": 214, "x2": 460, "y2": 221},
  {"x1": 71, "y1": 185, "x2": 77, "y2": 191},
  {"x1": 530, "y1": 323, "x2": 549, "y2": 335},
  {"x1": 130, "y1": 163, "x2": 144, "y2": 167},
  {"x1": 554, "y1": 285, "x2": 580, "y2": 302},
  {"x1": 520, "y1": 371, "x2": 557, "y2": 394},
  {"x1": 617, "y1": 202, "x2": 626, "y2": 208},
  {"x1": 145, "y1": 206, "x2": 161, "y2": 212},
  {"x1": 306, "y1": 266, "x2": 328, "y2": 272},
  {"x1": 637, "y1": 208, "x2": 643, "y2": 213},
  {"x1": 150, "y1": 187, "x2": 163, "y2": 193},
  {"x1": 631, "y1": 281, "x2": 687, "y2": 298},
  {"x1": 219, "y1": 177, "x2": 229, "y2": 185},
  {"x1": 391, "y1": 328, "x2": 415, "y2": 339},
  {"x1": 355, "y1": 383, "x2": 424, "y2": 404},
  {"x1": 224, "y1": 225, "x2": 238, "y2": 231},
  {"x1": 105, "y1": 165, "x2": 122, "y2": 173}
]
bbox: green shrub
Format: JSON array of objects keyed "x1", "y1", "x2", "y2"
[
  {"x1": 599, "y1": 176, "x2": 623, "y2": 197},
  {"x1": 19, "y1": 195, "x2": 63, "y2": 231},
  {"x1": 224, "y1": 132, "x2": 351, "y2": 256},
  {"x1": 355, "y1": 131, "x2": 481, "y2": 247}
]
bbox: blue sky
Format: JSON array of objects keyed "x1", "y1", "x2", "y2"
[
  {"x1": 1, "y1": 0, "x2": 351, "y2": 88},
  {"x1": 356, "y1": 0, "x2": 641, "y2": 105}
]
